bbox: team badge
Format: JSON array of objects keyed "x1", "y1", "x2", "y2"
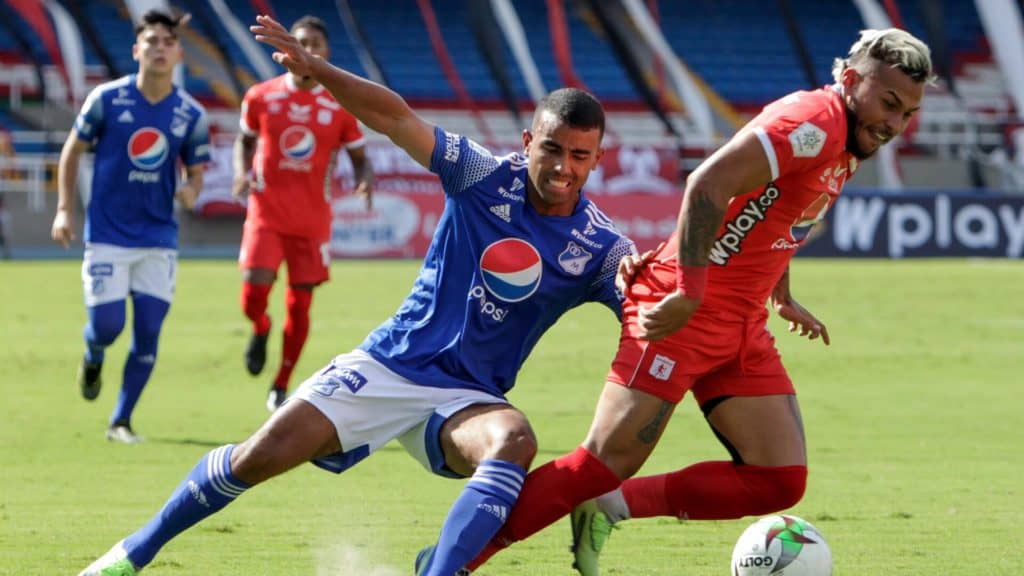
[
  {"x1": 279, "y1": 125, "x2": 315, "y2": 160},
  {"x1": 127, "y1": 128, "x2": 169, "y2": 170},
  {"x1": 480, "y1": 238, "x2": 542, "y2": 302},
  {"x1": 557, "y1": 241, "x2": 592, "y2": 276}
]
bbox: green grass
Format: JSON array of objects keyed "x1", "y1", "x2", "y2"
[{"x1": 1, "y1": 259, "x2": 1021, "y2": 575}]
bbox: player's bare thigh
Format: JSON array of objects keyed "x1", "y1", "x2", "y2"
[
  {"x1": 439, "y1": 403, "x2": 537, "y2": 477},
  {"x1": 243, "y1": 267, "x2": 276, "y2": 285},
  {"x1": 705, "y1": 394, "x2": 806, "y2": 466},
  {"x1": 582, "y1": 382, "x2": 678, "y2": 480},
  {"x1": 230, "y1": 398, "x2": 342, "y2": 485}
]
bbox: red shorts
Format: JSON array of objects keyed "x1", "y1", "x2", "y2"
[
  {"x1": 239, "y1": 224, "x2": 330, "y2": 286},
  {"x1": 607, "y1": 262, "x2": 793, "y2": 406}
]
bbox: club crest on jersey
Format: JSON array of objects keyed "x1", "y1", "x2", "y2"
[
  {"x1": 480, "y1": 238, "x2": 542, "y2": 303},
  {"x1": 279, "y1": 125, "x2": 315, "y2": 160},
  {"x1": 127, "y1": 128, "x2": 168, "y2": 170},
  {"x1": 558, "y1": 241, "x2": 592, "y2": 276}
]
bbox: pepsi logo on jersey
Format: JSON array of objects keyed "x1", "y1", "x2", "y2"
[
  {"x1": 127, "y1": 128, "x2": 168, "y2": 182},
  {"x1": 479, "y1": 238, "x2": 542, "y2": 303},
  {"x1": 278, "y1": 125, "x2": 316, "y2": 171}
]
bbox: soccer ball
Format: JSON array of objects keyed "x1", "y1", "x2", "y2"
[{"x1": 731, "y1": 515, "x2": 832, "y2": 575}]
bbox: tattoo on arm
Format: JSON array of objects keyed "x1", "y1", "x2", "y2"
[
  {"x1": 679, "y1": 189, "x2": 726, "y2": 266},
  {"x1": 637, "y1": 401, "x2": 674, "y2": 445}
]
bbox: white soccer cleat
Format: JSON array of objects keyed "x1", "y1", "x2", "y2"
[
  {"x1": 106, "y1": 424, "x2": 143, "y2": 444},
  {"x1": 79, "y1": 540, "x2": 139, "y2": 575}
]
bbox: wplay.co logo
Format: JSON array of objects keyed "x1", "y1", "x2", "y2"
[{"x1": 479, "y1": 238, "x2": 542, "y2": 303}]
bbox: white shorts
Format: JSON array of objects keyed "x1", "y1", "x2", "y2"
[
  {"x1": 82, "y1": 243, "x2": 177, "y2": 307},
  {"x1": 291, "y1": 349, "x2": 508, "y2": 478}
]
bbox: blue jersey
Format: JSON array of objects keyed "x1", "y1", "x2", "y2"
[
  {"x1": 75, "y1": 75, "x2": 210, "y2": 249},
  {"x1": 360, "y1": 127, "x2": 636, "y2": 396}
]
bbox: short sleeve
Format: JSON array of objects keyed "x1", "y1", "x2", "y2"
[
  {"x1": 74, "y1": 86, "x2": 105, "y2": 142},
  {"x1": 750, "y1": 92, "x2": 844, "y2": 181}
]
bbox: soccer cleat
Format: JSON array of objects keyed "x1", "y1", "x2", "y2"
[
  {"x1": 78, "y1": 357, "x2": 103, "y2": 401},
  {"x1": 78, "y1": 540, "x2": 138, "y2": 576},
  {"x1": 266, "y1": 387, "x2": 286, "y2": 413},
  {"x1": 106, "y1": 423, "x2": 143, "y2": 444},
  {"x1": 414, "y1": 544, "x2": 471, "y2": 575},
  {"x1": 244, "y1": 331, "x2": 269, "y2": 376},
  {"x1": 570, "y1": 499, "x2": 618, "y2": 576}
]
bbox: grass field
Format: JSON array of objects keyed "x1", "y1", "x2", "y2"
[{"x1": 1, "y1": 258, "x2": 1021, "y2": 575}]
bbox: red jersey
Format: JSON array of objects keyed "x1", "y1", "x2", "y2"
[
  {"x1": 656, "y1": 86, "x2": 858, "y2": 316},
  {"x1": 240, "y1": 74, "x2": 365, "y2": 238}
]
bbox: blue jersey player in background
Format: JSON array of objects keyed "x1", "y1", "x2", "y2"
[
  {"x1": 51, "y1": 10, "x2": 209, "y2": 444},
  {"x1": 79, "y1": 15, "x2": 634, "y2": 576}
]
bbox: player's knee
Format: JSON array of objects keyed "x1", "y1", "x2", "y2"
[
  {"x1": 743, "y1": 464, "x2": 807, "y2": 514},
  {"x1": 487, "y1": 425, "x2": 538, "y2": 469},
  {"x1": 285, "y1": 287, "x2": 312, "y2": 318},
  {"x1": 88, "y1": 302, "x2": 126, "y2": 345},
  {"x1": 230, "y1": 429, "x2": 289, "y2": 485}
]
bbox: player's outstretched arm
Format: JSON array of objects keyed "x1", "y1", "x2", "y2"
[
  {"x1": 251, "y1": 15, "x2": 435, "y2": 168},
  {"x1": 52, "y1": 130, "x2": 90, "y2": 248},
  {"x1": 771, "y1": 266, "x2": 830, "y2": 345}
]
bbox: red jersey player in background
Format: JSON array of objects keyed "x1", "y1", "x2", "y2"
[
  {"x1": 233, "y1": 15, "x2": 374, "y2": 412},
  {"x1": 463, "y1": 28, "x2": 934, "y2": 575}
]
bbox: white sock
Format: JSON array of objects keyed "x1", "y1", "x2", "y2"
[{"x1": 595, "y1": 487, "x2": 631, "y2": 523}]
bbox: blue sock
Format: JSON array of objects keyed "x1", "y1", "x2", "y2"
[
  {"x1": 84, "y1": 300, "x2": 126, "y2": 365},
  {"x1": 110, "y1": 295, "x2": 168, "y2": 426},
  {"x1": 423, "y1": 459, "x2": 525, "y2": 576},
  {"x1": 123, "y1": 444, "x2": 250, "y2": 568}
]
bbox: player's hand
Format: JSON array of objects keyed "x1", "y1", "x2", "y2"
[
  {"x1": 176, "y1": 184, "x2": 199, "y2": 210},
  {"x1": 773, "y1": 295, "x2": 830, "y2": 345},
  {"x1": 615, "y1": 249, "x2": 655, "y2": 296},
  {"x1": 252, "y1": 15, "x2": 321, "y2": 77},
  {"x1": 50, "y1": 208, "x2": 75, "y2": 248},
  {"x1": 354, "y1": 181, "x2": 373, "y2": 210},
  {"x1": 232, "y1": 174, "x2": 251, "y2": 199},
  {"x1": 638, "y1": 290, "x2": 700, "y2": 341}
]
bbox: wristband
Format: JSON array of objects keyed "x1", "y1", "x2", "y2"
[{"x1": 676, "y1": 265, "x2": 707, "y2": 301}]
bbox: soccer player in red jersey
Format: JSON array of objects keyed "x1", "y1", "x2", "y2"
[
  {"x1": 233, "y1": 15, "x2": 374, "y2": 412},
  {"x1": 466, "y1": 28, "x2": 934, "y2": 575}
]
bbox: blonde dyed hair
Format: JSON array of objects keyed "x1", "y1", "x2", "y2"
[{"x1": 832, "y1": 28, "x2": 936, "y2": 84}]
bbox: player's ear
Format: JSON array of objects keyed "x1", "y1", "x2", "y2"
[
  {"x1": 841, "y1": 66, "x2": 861, "y2": 90},
  {"x1": 592, "y1": 146, "x2": 604, "y2": 169},
  {"x1": 522, "y1": 129, "x2": 533, "y2": 155},
  {"x1": 131, "y1": 43, "x2": 140, "y2": 62}
]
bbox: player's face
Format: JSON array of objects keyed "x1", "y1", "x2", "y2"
[
  {"x1": 294, "y1": 26, "x2": 329, "y2": 60},
  {"x1": 132, "y1": 25, "x2": 181, "y2": 76},
  {"x1": 523, "y1": 110, "x2": 603, "y2": 216},
  {"x1": 843, "y1": 60, "x2": 924, "y2": 159}
]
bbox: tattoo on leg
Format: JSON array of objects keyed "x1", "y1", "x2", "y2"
[{"x1": 637, "y1": 401, "x2": 674, "y2": 444}]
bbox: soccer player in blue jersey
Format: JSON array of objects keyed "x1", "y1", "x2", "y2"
[
  {"x1": 78, "y1": 14, "x2": 635, "y2": 576},
  {"x1": 51, "y1": 10, "x2": 210, "y2": 444}
]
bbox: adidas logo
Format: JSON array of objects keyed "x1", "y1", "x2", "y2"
[
  {"x1": 489, "y1": 204, "x2": 511, "y2": 223},
  {"x1": 187, "y1": 480, "x2": 210, "y2": 507},
  {"x1": 117, "y1": 110, "x2": 134, "y2": 123},
  {"x1": 477, "y1": 503, "x2": 508, "y2": 521},
  {"x1": 510, "y1": 177, "x2": 525, "y2": 192},
  {"x1": 583, "y1": 222, "x2": 597, "y2": 236}
]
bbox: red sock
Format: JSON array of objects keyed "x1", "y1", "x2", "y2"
[
  {"x1": 622, "y1": 461, "x2": 807, "y2": 520},
  {"x1": 273, "y1": 287, "x2": 312, "y2": 391},
  {"x1": 467, "y1": 446, "x2": 621, "y2": 570},
  {"x1": 241, "y1": 282, "x2": 272, "y2": 335}
]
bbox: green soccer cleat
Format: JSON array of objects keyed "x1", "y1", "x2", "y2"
[
  {"x1": 79, "y1": 540, "x2": 139, "y2": 576},
  {"x1": 570, "y1": 499, "x2": 618, "y2": 576},
  {"x1": 414, "y1": 544, "x2": 471, "y2": 575}
]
